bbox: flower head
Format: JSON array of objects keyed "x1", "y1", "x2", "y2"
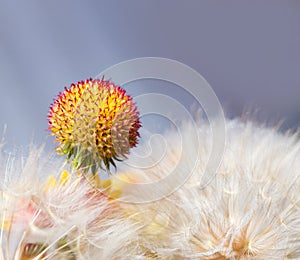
[{"x1": 48, "y1": 78, "x2": 141, "y2": 174}]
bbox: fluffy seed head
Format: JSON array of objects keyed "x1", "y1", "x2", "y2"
[
  {"x1": 0, "y1": 148, "x2": 140, "y2": 260},
  {"x1": 116, "y1": 120, "x2": 300, "y2": 259},
  {"x1": 48, "y1": 78, "x2": 141, "y2": 173}
]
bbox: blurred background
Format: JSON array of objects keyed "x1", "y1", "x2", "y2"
[{"x1": 0, "y1": 0, "x2": 299, "y2": 150}]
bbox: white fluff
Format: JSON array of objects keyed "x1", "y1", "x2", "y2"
[
  {"x1": 117, "y1": 119, "x2": 300, "y2": 259},
  {"x1": 1, "y1": 119, "x2": 299, "y2": 259},
  {"x1": 0, "y1": 147, "x2": 140, "y2": 259}
]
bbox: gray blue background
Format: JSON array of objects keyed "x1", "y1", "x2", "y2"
[{"x1": 0, "y1": 1, "x2": 299, "y2": 150}]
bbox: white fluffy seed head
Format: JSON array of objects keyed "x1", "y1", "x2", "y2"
[
  {"x1": 0, "y1": 146, "x2": 140, "y2": 260},
  {"x1": 0, "y1": 119, "x2": 299, "y2": 259},
  {"x1": 116, "y1": 119, "x2": 300, "y2": 259}
]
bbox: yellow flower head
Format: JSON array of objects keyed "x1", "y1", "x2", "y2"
[{"x1": 48, "y1": 78, "x2": 141, "y2": 174}]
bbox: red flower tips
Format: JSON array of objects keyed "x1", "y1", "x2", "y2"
[{"x1": 48, "y1": 78, "x2": 141, "y2": 174}]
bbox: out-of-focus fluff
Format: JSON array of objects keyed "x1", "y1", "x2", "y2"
[
  {"x1": 1, "y1": 119, "x2": 299, "y2": 259},
  {"x1": 0, "y1": 147, "x2": 139, "y2": 259},
  {"x1": 115, "y1": 119, "x2": 300, "y2": 259}
]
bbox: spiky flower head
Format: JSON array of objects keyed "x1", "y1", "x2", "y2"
[{"x1": 48, "y1": 78, "x2": 141, "y2": 174}]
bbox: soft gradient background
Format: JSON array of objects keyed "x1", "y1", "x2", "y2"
[{"x1": 0, "y1": 1, "x2": 299, "y2": 150}]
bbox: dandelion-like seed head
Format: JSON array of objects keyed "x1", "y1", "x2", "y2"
[
  {"x1": 48, "y1": 78, "x2": 141, "y2": 174},
  {"x1": 115, "y1": 120, "x2": 300, "y2": 259},
  {"x1": 1, "y1": 163, "x2": 139, "y2": 259}
]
